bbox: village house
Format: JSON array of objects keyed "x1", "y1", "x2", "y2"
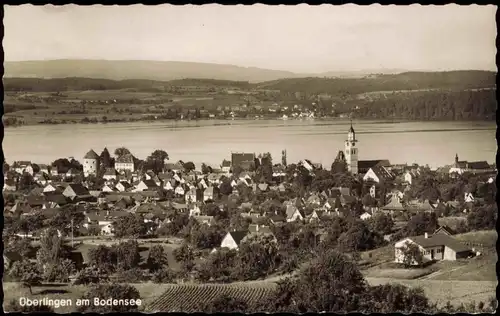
[
  {"x1": 193, "y1": 215, "x2": 216, "y2": 226},
  {"x1": 394, "y1": 233, "x2": 472, "y2": 265},
  {"x1": 134, "y1": 179, "x2": 159, "y2": 192},
  {"x1": 103, "y1": 168, "x2": 118, "y2": 181},
  {"x1": 115, "y1": 181, "x2": 132, "y2": 192},
  {"x1": 62, "y1": 183, "x2": 91, "y2": 200},
  {"x1": 221, "y1": 160, "x2": 231, "y2": 173},
  {"x1": 220, "y1": 231, "x2": 249, "y2": 250},
  {"x1": 286, "y1": 205, "x2": 305, "y2": 222},
  {"x1": 115, "y1": 154, "x2": 135, "y2": 172},
  {"x1": 203, "y1": 186, "x2": 218, "y2": 202},
  {"x1": 12, "y1": 161, "x2": 32, "y2": 175}
]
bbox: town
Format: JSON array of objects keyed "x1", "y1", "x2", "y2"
[{"x1": 3, "y1": 123, "x2": 497, "y2": 313}]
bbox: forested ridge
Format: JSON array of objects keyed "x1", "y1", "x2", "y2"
[
  {"x1": 352, "y1": 89, "x2": 497, "y2": 121},
  {"x1": 3, "y1": 71, "x2": 495, "y2": 93}
]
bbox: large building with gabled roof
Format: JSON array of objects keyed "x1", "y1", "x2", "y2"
[{"x1": 83, "y1": 149, "x2": 100, "y2": 177}]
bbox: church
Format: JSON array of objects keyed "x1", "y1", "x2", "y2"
[{"x1": 335, "y1": 122, "x2": 391, "y2": 176}]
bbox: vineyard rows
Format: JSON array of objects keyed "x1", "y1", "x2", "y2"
[{"x1": 147, "y1": 283, "x2": 277, "y2": 312}]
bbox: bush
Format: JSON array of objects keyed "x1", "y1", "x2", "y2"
[
  {"x1": 152, "y1": 268, "x2": 175, "y2": 283},
  {"x1": 43, "y1": 259, "x2": 75, "y2": 282},
  {"x1": 73, "y1": 266, "x2": 108, "y2": 285},
  {"x1": 115, "y1": 268, "x2": 150, "y2": 283}
]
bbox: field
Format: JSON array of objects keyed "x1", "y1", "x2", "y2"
[
  {"x1": 3, "y1": 89, "x2": 246, "y2": 126},
  {"x1": 365, "y1": 278, "x2": 497, "y2": 308},
  {"x1": 146, "y1": 283, "x2": 277, "y2": 312}
]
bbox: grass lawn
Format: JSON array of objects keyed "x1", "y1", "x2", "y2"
[
  {"x1": 454, "y1": 230, "x2": 497, "y2": 247},
  {"x1": 362, "y1": 267, "x2": 436, "y2": 280},
  {"x1": 365, "y1": 278, "x2": 497, "y2": 308}
]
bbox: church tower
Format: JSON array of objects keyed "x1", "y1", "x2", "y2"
[{"x1": 344, "y1": 121, "x2": 359, "y2": 175}]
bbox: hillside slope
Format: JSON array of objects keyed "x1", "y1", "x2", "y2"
[{"x1": 4, "y1": 60, "x2": 301, "y2": 83}]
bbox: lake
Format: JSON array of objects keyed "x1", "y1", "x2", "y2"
[{"x1": 3, "y1": 119, "x2": 497, "y2": 169}]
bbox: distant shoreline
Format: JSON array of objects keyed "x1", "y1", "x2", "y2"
[{"x1": 3, "y1": 116, "x2": 495, "y2": 129}]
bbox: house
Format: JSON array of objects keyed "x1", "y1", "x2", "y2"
[
  {"x1": 3, "y1": 179, "x2": 17, "y2": 191},
  {"x1": 62, "y1": 183, "x2": 91, "y2": 200},
  {"x1": 103, "y1": 168, "x2": 118, "y2": 181},
  {"x1": 185, "y1": 188, "x2": 203, "y2": 203},
  {"x1": 403, "y1": 170, "x2": 420, "y2": 185},
  {"x1": 394, "y1": 233, "x2": 472, "y2": 265},
  {"x1": 407, "y1": 199, "x2": 435, "y2": 213},
  {"x1": 134, "y1": 180, "x2": 159, "y2": 192},
  {"x1": 175, "y1": 185, "x2": 186, "y2": 196},
  {"x1": 360, "y1": 212, "x2": 372, "y2": 220},
  {"x1": 204, "y1": 186, "x2": 218, "y2": 202},
  {"x1": 115, "y1": 181, "x2": 132, "y2": 192},
  {"x1": 434, "y1": 225, "x2": 456, "y2": 236},
  {"x1": 286, "y1": 205, "x2": 304, "y2": 222},
  {"x1": 221, "y1": 160, "x2": 232, "y2": 173},
  {"x1": 13, "y1": 161, "x2": 32, "y2": 174},
  {"x1": 220, "y1": 231, "x2": 249, "y2": 250},
  {"x1": 358, "y1": 159, "x2": 391, "y2": 174},
  {"x1": 247, "y1": 224, "x2": 276, "y2": 239},
  {"x1": 101, "y1": 184, "x2": 115, "y2": 193},
  {"x1": 381, "y1": 196, "x2": 406, "y2": 214},
  {"x1": 363, "y1": 165, "x2": 394, "y2": 184},
  {"x1": 193, "y1": 215, "x2": 216, "y2": 226},
  {"x1": 464, "y1": 192, "x2": 474, "y2": 203},
  {"x1": 115, "y1": 154, "x2": 135, "y2": 172},
  {"x1": 269, "y1": 215, "x2": 286, "y2": 225},
  {"x1": 189, "y1": 204, "x2": 202, "y2": 217}
]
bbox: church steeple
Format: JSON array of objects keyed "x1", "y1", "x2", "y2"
[{"x1": 345, "y1": 120, "x2": 359, "y2": 175}]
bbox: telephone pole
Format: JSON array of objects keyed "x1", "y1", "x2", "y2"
[{"x1": 71, "y1": 218, "x2": 74, "y2": 247}]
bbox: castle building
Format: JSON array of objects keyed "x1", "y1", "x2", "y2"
[
  {"x1": 83, "y1": 149, "x2": 100, "y2": 177},
  {"x1": 344, "y1": 122, "x2": 359, "y2": 175}
]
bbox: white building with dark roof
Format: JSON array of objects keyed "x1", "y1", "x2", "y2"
[{"x1": 83, "y1": 149, "x2": 100, "y2": 177}]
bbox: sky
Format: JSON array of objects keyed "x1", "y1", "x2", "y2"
[{"x1": 3, "y1": 4, "x2": 497, "y2": 73}]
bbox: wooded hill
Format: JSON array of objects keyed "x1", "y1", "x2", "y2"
[{"x1": 3, "y1": 70, "x2": 496, "y2": 94}]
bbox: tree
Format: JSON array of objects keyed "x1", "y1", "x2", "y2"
[
  {"x1": 183, "y1": 161, "x2": 196, "y2": 172},
  {"x1": 115, "y1": 240, "x2": 141, "y2": 271},
  {"x1": 173, "y1": 243, "x2": 195, "y2": 273},
  {"x1": 146, "y1": 149, "x2": 169, "y2": 173},
  {"x1": 36, "y1": 228, "x2": 65, "y2": 275},
  {"x1": 197, "y1": 294, "x2": 249, "y2": 313},
  {"x1": 48, "y1": 205, "x2": 85, "y2": 236},
  {"x1": 399, "y1": 242, "x2": 424, "y2": 267},
  {"x1": 114, "y1": 147, "x2": 131, "y2": 157},
  {"x1": 233, "y1": 234, "x2": 280, "y2": 280},
  {"x1": 259, "y1": 250, "x2": 367, "y2": 313},
  {"x1": 467, "y1": 204, "x2": 497, "y2": 230},
  {"x1": 362, "y1": 194, "x2": 377, "y2": 207},
  {"x1": 5, "y1": 237, "x2": 33, "y2": 258},
  {"x1": 88, "y1": 245, "x2": 117, "y2": 273},
  {"x1": 73, "y1": 266, "x2": 107, "y2": 285},
  {"x1": 337, "y1": 220, "x2": 382, "y2": 252},
  {"x1": 146, "y1": 245, "x2": 169, "y2": 272},
  {"x1": 363, "y1": 284, "x2": 431, "y2": 313},
  {"x1": 113, "y1": 214, "x2": 148, "y2": 238},
  {"x1": 43, "y1": 259, "x2": 75, "y2": 283},
  {"x1": 201, "y1": 163, "x2": 212, "y2": 175},
  {"x1": 370, "y1": 213, "x2": 394, "y2": 235},
  {"x1": 76, "y1": 283, "x2": 141, "y2": 313},
  {"x1": 219, "y1": 179, "x2": 233, "y2": 196},
  {"x1": 152, "y1": 268, "x2": 175, "y2": 283},
  {"x1": 198, "y1": 247, "x2": 239, "y2": 282},
  {"x1": 9, "y1": 260, "x2": 43, "y2": 294}
]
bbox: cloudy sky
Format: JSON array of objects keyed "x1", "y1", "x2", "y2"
[{"x1": 3, "y1": 4, "x2": 497, "y2": 73}]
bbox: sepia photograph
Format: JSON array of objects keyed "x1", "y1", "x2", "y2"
[{"x1": 1, "y1": 4, "x2": 498, "y2": 313}]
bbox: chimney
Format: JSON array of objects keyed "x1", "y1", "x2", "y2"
[{"x1": 424, "y1": 232, "x2": 429, "y2": 239}]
